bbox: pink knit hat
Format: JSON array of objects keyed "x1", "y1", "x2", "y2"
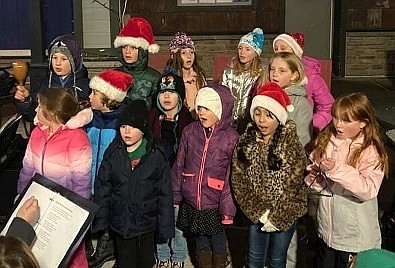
[{"x1": 168, "y1": 32, "x2": 196, "y2": 54}]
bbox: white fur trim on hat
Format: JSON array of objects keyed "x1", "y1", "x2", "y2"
[
  {"x1": 89, "y1": 76, "x2": 127, "y2": 102},
  {"x1": 195, "y1": 87, "x2": 222, "y2": 121},
  {"x1": 250, "y1": 95, "x2": 288, "y2": 125},
  {"x1": 273, "y1": 34, "x2": 303, "y2": 58},
  {"x1": 113, "y1": 37, "x2": 160, "y2": 53}
]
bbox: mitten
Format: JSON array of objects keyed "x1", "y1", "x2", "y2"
[
  {"x1": 261, "y1": 219, "x2": 279, "y2": 232},
  {"x1": 259, "y1": 209, "x2": 270, "y2": 224}
]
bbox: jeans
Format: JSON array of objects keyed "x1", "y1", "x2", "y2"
[
  {"x1": 195, "y1": 232, "x2": 227, "y2": 255},
  {"x1": 156, "y1": 206, "x2": 188, "y2": 262},
  {"x1": 247, "y1": 221, "x2": 297, "y2": 268}
]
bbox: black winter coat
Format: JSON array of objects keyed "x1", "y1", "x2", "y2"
[{"x1": 93, "y1": 133, "x2": 175, "y2": 240}]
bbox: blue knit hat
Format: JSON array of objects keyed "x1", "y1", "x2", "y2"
[{"x1": 239, "y1": 28, "x2": 265, "y2": 56}]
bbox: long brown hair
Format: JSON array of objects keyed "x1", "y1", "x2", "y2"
[
  {"x1": 0, "y1": 236, "x2": 40, "y2": 268},
  {"x1": 313, "y1": 93, "x2": 388, "y2": 176},
  {"x1": 38, "y1": 87, "x2": 80, "y2": 125},
  {"x1": 166, "y1": 50, "x2": 207, "y2": 90}
]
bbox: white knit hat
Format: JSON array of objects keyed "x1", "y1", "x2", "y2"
[
  {"x1": 114, "y1": 17, "x2": 159, "y2": 53},
  {"x1": 195, "y1": 86, "x2": 222, "y2": 121},
  {"x1": 273, "y1": 33, "x2": 304, "y2": 58},
  {"x1": 250, "y1": 82, "x2": 294, "y2": 125},
  {"x1": 239, "y1": 28, "x2": 265, "y2": 56},
  {"x1": 89, "y1": 69, "x2": 133, "y2": 102}
]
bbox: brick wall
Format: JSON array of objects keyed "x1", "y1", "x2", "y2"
[{"x1": 346, "y1": 32, "x2": 395, "y2": 77}]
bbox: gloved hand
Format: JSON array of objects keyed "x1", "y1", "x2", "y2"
[
  {"x1": 259, "y1": 210, "x2": 270, "y2": 225},
  {"x1": 261, "y1": 219, "x2": 278, "y2": 232}
]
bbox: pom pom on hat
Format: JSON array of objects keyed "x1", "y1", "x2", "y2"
[
  {"x1": 239, "y1": 28, "x2": 265, "y2": 56},
  {"x1": 118, "y1": 100, "x2": 149, "y2": 134},
  {"x1": 114, "y1": 17, "x2": 159, "y2": 53},
  {"x1": 195, "y1": 86, "x2": 222, "y2": 121},
  {"x1": 273, "y1": 32, "x2": 304, "y2": 58},
  {"x1": 89, "y1": 69, "x2": 133, "y2": 102},
  {"x1": 250, "y1": 82, "x2": 294, "y2": 125},
  {"x1": 169, "y1": 32, "x2": 196, "y2": 53}
]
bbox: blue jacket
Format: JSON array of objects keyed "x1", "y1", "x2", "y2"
[{"x1": 86, "y1": 108, "x2": 122, "y2": 194}]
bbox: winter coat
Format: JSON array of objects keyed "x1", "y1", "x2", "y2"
[
  {"x1": 93, "y1": 134, "x2": 175, "y2": 240},
  {"x1": 306, "y1": 135, "x2": 384, "y2": 253},
  {"x1": 116, "y1": 48, "x2": 161, "y2": 110},
  {"x1": 302, "y1": 56, "x2": 334, "y2": 132},
  {"x1": 6, "y1": 217, "x2": 36, "y2": 247},
  {"x1": 86, "y1": 108, "x2": 123, "y2": 194},
  {"x1": 18, "y1": 121, "x2": 92, "y2": 199},
  {"x1": 17, "y1": 35, "x2": 91, "y2": 122},
  {"x1": 172, "y1": 84, "x2": 239, "y2": 219},
  {"x1": 148, "y1": 106, "x2": 193, "y2": 166},
  {"x1": 221, "y1": 67, "x2": 260, "y2": 128},
  {"x1": 232, "y1": 121, "x2": 307, "y2": 230},
  {"x1": 284, "y1": 83, "x2": 313, "y2": 147}
]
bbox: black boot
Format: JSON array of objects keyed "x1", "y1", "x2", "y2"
[{"x1": 88, "y1": 230, "x2": 115, "y2": 268}]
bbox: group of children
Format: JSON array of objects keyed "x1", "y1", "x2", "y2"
[{"x1": 7, "y1": 15, "x2": 391, "y2": 268}]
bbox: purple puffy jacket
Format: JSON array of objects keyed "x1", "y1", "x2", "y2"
[{"x1": 172, "y1": 83, "x2": 239, "y2": 219}]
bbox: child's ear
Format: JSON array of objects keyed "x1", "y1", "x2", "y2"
[{"x1": 291, "y1": 71, "x2": 299, "y2": 83}]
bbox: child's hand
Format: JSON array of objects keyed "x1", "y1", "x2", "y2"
[
  {"x1": 320, "y1": 158, "x2": 335, "y2": 172},
  {"x1": 14, "y1": 85, "x2": 30, "y2": 101},
  {"x1": 16, "y1": 196, "x2": 40, "y2": 226}
]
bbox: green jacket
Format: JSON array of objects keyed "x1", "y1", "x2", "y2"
[{"x1": 117, "y1": 48, "x2": 161, "y2": 109}]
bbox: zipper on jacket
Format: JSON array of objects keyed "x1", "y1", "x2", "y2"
[
  {"x1": 196, "y1": 127, "x2": 214, "y2": 210},
  {"x1": 94, "y1": 128, "x2": 103, "y2": 176},
  {"x1": 40, "y1": 129, "x2": 57, "y2": 175}
]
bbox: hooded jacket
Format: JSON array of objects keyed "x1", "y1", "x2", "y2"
[
  {"x1": 284, "y1": 83, "x2": 313, "y2": 147},
  {"x1": 306, "y1": 135, "x2": 384, "y2": 253},
  {"x1": 232, "y1": 121, "x2": 307, "y2": 230},
  {"x1": 302, "y1": 56, "x2": 334, "y2": 132},
  {"x1": 116, "y1": 48, "x2": 161, "y2": 110},
  {"x1": 172, "y1": 83, "x2": 239, "y2": 219},
  {"x1": 16, "y1": 35, "x2": 91, "y2": 122},
  {"x1": 18, "y1": 119, "x2": 92, "y2": 198},
  {"x1": 93, "y1": 132, "x2": 175, "y2": 240}
]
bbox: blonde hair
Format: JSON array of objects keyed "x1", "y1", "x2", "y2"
[
  {"x1": 259, "y1": 52, "x2": 305, "y2": 87},
  {"x1": 0, "y1": 236, "x2": 40, "y2": 268},
  {"x1": 313, "y1": 93, "x2": 388, "y2": 176},
  {"x1": 38, "y1": 87, "x2": 80, "y2": 125},
  {"x1": 231, "y1": 49, "x2": 263, "y2": 77}
]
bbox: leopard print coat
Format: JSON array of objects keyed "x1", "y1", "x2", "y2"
[{"x1": 231, "y1": 120, "x2": 307, "y2": 231}]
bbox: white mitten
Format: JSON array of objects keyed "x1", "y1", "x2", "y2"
[
  {"x1": 261, "y1": 219, "x2": 279, "y2": 232},
  {"x1": 259, "y1": 210, "x2": 270, "y2": 224}
]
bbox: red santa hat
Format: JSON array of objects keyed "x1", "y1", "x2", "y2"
[
  {"x1": 250, "y1": 82, "x2": 294, "y2": 125},
  {"x1": 89, "y1": 69, "x2": 133, "y2": 102},
  {"x1": 114, "y1": 17, "x2": 160, "y2": 53},
  {"x1": 273, "y1": 32, "x2": 304, "y2": 58}
]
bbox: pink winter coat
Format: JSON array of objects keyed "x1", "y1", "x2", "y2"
[
  {"x1": 18, "y1": 111, "x2": 92, "y2": 268},
  {"x1": 302, "y1": 56, "x2": 334, "y2": 133}
]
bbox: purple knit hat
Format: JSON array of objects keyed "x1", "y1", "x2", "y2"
[{"x1": 168, "y1": 32, "x2": 195, "y2": 53}]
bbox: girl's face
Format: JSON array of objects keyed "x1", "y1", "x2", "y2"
[
  {"x1": 238, "y1": 44, "x2": 256, "y2": 65},
  {"x1": 122, "y1": 45, "x2": 139, "y2": 64},
  {"x1": 253, "y1": 107, "x2": 279, "y2": 143},
  {"x1": 274, "y1": 40, "x2": 294, "y2": 54},
  {"x1": 51, "y1": 53, "x2": 71, "y2": 77},
  {"x1": 333, "y1": 115, "x2": 366, "y2": 140},
  {"x1": 89, "y1": 90, "x2": 107, "y2": 111},
  {"x1": 180, "y1": 48, "x2": 195, "y2": 70},
  {"x1": 120, "y1": 125, "x2": 143, "y2": 147},
  {"x1": 197, "y1": 106, "x2": 219, "y2": 128},
  {"x1": 269, "y1": 58, "x2": 298, "y2": 88},
  {"x1": 159, "y1": 91, "x2": 179, "y2": 112},
  {"x1": 35, "y1": 99, "x2": 54, "y2": 126}
]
